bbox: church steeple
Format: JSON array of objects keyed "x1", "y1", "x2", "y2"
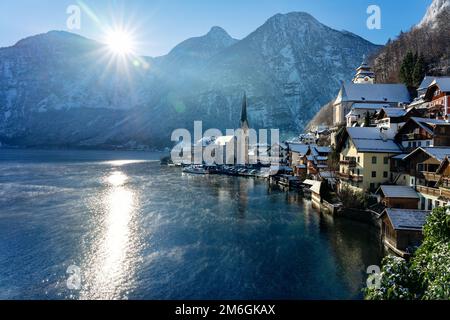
[
  {"x1": 240, "y1": 93, "x2": 249, "y2": 131},
  {"x1": 353, "y1": 55, "x2": 375, "y2": 84}
]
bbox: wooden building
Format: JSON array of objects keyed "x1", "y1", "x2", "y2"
[
  {"x1": 376, "y1": 185, "x2": 419, "y2": 209},
  {"x1": 402, "y1": 147, "x2": 450, "y2": 210},
  {"x1": 395, "y1": 117, "x2": 450, "y2": 152},
  {"x1": 380, "y1": 208, "x2": 429, "y2": 257},
  {"x1": 424, "y1": 78, "x2": 450, "y2": 119}
]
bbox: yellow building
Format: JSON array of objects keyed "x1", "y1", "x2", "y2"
[{"x1": 336, "y1": 127, "x2": 402, "y2": 192}]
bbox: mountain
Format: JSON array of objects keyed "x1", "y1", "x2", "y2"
[
  {"x1": 371, "y1": 0, "x2": 449, "y2": 83},
  {"x1": 418, "y1": 0, "x2": 449, "y2": 28},
  {"x1": 0, "y1": 12, "x2": 380, "y2": 149}
]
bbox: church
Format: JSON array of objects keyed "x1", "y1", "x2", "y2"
[{"x1": 333, "y1": 59, "x2": 411, "y2": 127}]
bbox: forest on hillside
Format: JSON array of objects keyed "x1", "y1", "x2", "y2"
[{"x1": 371, "y1": 9, "x2": 450, "y2": 84}]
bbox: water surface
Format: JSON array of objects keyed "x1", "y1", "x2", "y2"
[{"x1": 0, "y1": 149, "x2": 382, "y2": 300}]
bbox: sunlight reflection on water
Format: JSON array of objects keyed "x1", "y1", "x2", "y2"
[{"x1": 80, "y1": 171, "x2": 141, "y2": 300}]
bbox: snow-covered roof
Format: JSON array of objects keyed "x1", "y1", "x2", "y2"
[
  {"x1": 214, "y1": 136, "x2": 234, "y2": 146},
  {"x1": 303, "y1": 179, "x2": 317, "y2": 186},
  {"x1": 383, "y1": 209, "x2": 430, "y2": 231},
  {"x1": 347, "y1": 127, "x2": 402, "y2": 153},
  {"x1": 410, "y1": 117, "x2": 450, "y2": 125},
  {"x1": 405, "y1": 147, "x2": 450, "y2": 162},
  {"x1": 270, "y1": 165, "x2": 292, "y2": 172},
  {"x1": 418, "y1": 76, "x2": 440, "y2": 91},
  {"x1": 429, "y1": 77, "x2": 450, "y2": 92},
  {"x1": 378, "y1": 185, "x2": 419, "y2": 199},
  {"x1": 352, "y1": 103, "x2": 390, "y2": 110},
  {"x1": 421, "y1": 147, "x2": 450, "y2": 162},
  {"x1": 314, "y1": 146, "x2": 331, "y2": 154},
  {"x1": 316, "y1": 156, "x2": 328, "y2": 161},
  {"x1": 342, "y1": 83, "x2": 410, "y2": 103},
  {"x1": 288, "y1": 143, "x2": 310, "y2": 155},
  {"x1": 319, "y1": 171, "x2": 334, "y2": 179},
  {"x1": 380, "y1": 107, "x2": 407, "y2": 118},
  {"x1": 309, "y1": 181, "x2": 322, "y2": 194},
  {"x1": 347, "y1": 127, "x2": 401, "y2": 153},
  {"x1": 406, "y1": 117, "x2": 450, "y2": 136},
  {"x1": 392, "y1": 153, "x2": 409, "y2": 160}
]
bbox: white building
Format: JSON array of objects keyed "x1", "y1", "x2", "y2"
[{"x1": 333, "y1": 60, "x2": 411, "y2": 126}]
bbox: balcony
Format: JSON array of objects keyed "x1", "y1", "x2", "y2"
[
  {"x1": 417, "y1": 185, "x2": 441, "y2": 197},
  {"x1": 440, "y1": 187, "x2": 450, "y2": 200},
  {"x1": 421, "y1": 172, "x2": 442, "y2": 182},
  {"x1": 340, "y1": 159, "x2": 357, "y2": 168},
  {"x1": 337, "y1": 172, "x2": 363, "y2": 182}
]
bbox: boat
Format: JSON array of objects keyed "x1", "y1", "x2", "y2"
[
  {"x1": 183, "y1": 165, "x2": 208, "y2": 175},
  {"x1": 182, "y1": 165, "x2": 218, "y2": 175}
]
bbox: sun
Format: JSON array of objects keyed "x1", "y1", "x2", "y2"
[{"x1": 104, "y1": 29, "x2": 135, "y2": 56}]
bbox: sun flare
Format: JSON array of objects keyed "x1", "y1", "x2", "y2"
[{"x1": 105, "y1": 29, "x2": 135, "y2": 56}]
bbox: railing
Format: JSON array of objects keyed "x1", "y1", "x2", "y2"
[
  {"x1": 421, "y1": 172, "x2": 442, "y2": 182},
  {"x1": 402, "y1": 133, "x2": 424, "y2": 141},
  {"x1": 337, "y1": 172, "x2": 363, "y2": 182},
  {"x1": 340, "y1": 160, "x2": 357, "y2": 167},
  {"x1": 441, "y1": 177, "x2": 450, "y2": 189},
  {"x1": 440, "y1": 188, "x2": 450, "y2": 200},
  {"x1": 416, "y1": 185, "x2": 441, "y2": 197}
]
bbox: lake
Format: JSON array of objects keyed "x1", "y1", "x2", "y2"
[{"x1": 0, "y1": 149, "x2": 383, "y2": 300}]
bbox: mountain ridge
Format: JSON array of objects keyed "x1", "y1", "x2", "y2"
[{"x1": 0, "y1": 12, "x2": 380, "y2": 148}]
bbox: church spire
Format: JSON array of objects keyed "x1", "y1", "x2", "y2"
[
  {"x1": 352, "y1": 55, "x2": 375, "y2": 84},
  {"x1": 240, "y1": 93, "x2": 249, "y2": 131}
]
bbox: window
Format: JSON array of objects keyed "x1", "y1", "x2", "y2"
[
  {"x1": 372, "y1": 156, "x2": 377, "y2": 164},
  {"x1": 413, "y1": 142, "x2": 417, "y2": 148},
  {"x1": 372, "y1": 171, "x2": 377, "y2": 178},
  {"x1": 384, "y1": 157, "x2": 388, "y2": 165},
  {"x1": 418, "y1": 141, "x2": 422, "y2": 147},
  {"x1": 370, "y1": 183, "x2": 375, "y2": 190},
  {"x1": 357, "y1": 169, "x2": 360, "y2": 175},
  {"x1": 426, "y1": 141, "x2": 431, "y2": 146},
  {"x1": 357, "y1": 157, "x2": 360, "y2": 163},
  {"x1": 408, "y1": 142, "x2": 412, "y2": 148},
  {"x1": 383, "y1": 171, "x2": 388, "y2": 178}
]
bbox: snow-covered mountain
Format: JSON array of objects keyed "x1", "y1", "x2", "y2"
[
  {"x1": 418, "y1": 0, "x2": 449, "y2": 28},
  {"x1": 0, "y1": 12, "x2": 380, "y2": 148}
]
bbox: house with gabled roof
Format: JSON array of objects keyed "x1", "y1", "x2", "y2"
[
  {"x1": 336, "y1": 127, "x2": 402, "y2": 192},
  {"x1": 401, "y1": 147, "x2": 450, "y2": 210},
  {"x1": 376, "y1": 185, "x2": 420, "y2": 209},
  {"x1": 376, "y1": 107, "x2": 422, "y2": 139},
  {"x1": 424, "y1": 77, "x2": 450, "y2": 119},
  {"x1": 395, "y1": 117, "x2": 450, "y2": 152},
  {"x1": 380, "y1": 208, "x2": 430, "y2": 257}
]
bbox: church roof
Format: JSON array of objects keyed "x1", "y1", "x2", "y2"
[{"x1": 341, "y1": 83, "x2": 410, "y2": 103}]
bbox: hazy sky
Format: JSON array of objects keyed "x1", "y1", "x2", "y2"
[{"x1": 0, "y1": 0, "x2": 432, "y2": 56}]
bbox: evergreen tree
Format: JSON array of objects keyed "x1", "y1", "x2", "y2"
[
  {"x1": 399, "y1": 51, "x2": 415, "y2": 88},
  {"x1": 412, "y1": 54, "x2": 426, "y2": 88}
]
